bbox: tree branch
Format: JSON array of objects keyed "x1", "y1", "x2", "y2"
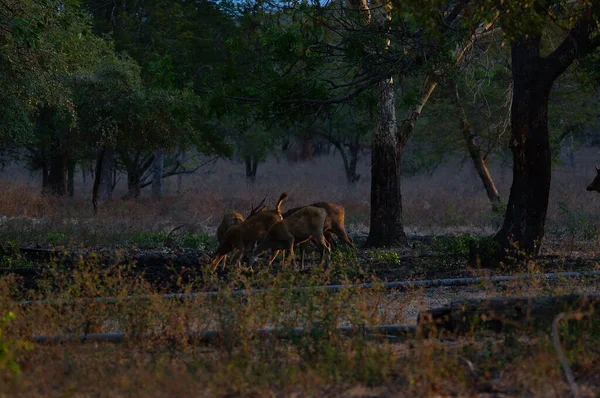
[{"x1": 542, "y1": 1, "x2": 600, "y2": 84}]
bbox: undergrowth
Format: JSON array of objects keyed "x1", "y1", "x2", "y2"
[{"x1": 0, "y1": 254, "x2": 596, "y2": 396}]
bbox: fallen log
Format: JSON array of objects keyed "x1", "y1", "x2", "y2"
[
  {"x1": 31, "y1": 324, "x2": 417, "y2": 345},
  {"x1": 417, "y1": 293, "x2": 600, "y2": 337},
  {"x1": 18, "y1": 270, "x2": 600, "y2": 307}
]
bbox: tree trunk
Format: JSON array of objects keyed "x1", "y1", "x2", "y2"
[
  {"x1": 347, "y1": 144, "x2": 360, "y2": 184},
  {"x1": 244, "y1": 156, "x2": 258, "y2": 183},
  {"x1": 452, "y1": 81, "x2": 501, "y2": 204},
  {"x1": 126, "y1": 169, "x2": 141, "y2": 199},
  {"x1": 331, "y1": 140, "x2": 361, "y2": 185},
  {"x1": 46, "y1": 134, "x2": 68, "y2": 196},
  {"x1": 67, "y1": 160, "x2": 75, "y2": 197},
  {"x1": 120, "y1": 151, "x2": 154, "y2": 200},
  {"x1": 41, "y1": 165, "x2": 49, "y2": 193},
  {"x1": 493, "y1": 37, "x2": 551, "y2": 259},
  {"x1": 366, "y1": 79, "x2": 407, "y2": 247},
  {"x1": 152, "y1": 149, "x2": 164, "y2": 200},
  {"x1": 99, "y1": 148, "x2": 114, "y2": 201}
]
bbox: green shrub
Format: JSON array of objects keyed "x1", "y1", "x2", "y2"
[
  {"x1": 0, "y1": 312, "x2": 32, "y2": 375},
  {"x1": 369, "y1": 249, "x2": 400, "y2": 265},
  {"x1": 130, "y1": 232, "x2": 167, "y2": 249},
  {"x1": 431, "y1": 234, "x2": 478, "y2": 257},
  {"x1": 555, "y1": 201, "x2": 599, "y2": 240},
  {"x1": 182, "y1": 233, "x2": 217, "y2": 250},
  {"x1": 43, "y1": 231, "x2": 69, "y2": 246}
]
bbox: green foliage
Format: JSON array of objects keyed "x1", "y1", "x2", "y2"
[
  {"x1": 431, "y1": 234, "x2": 478, "y2": 258},
  {"x1": 0, "y1": 312, "x2": 33, "y2": 376},
  {"x1": 43, "y1": 232, "x2": 70, "y2": 247},
  {"x1": 369, "y1": 249, "x2": 401, "y2": 265},
  {"x1": 554, "y1": 202, "x2": 599, "y2": 240},
  {"x1": 182, "y1": 233, "x2": 218, "y2": 250},
  {"x1": 0, "y1": 241, "x2": 35, "y2": 268},
  {"x1": 130, "y1": 232, "x2": 167, "y2": 249}
]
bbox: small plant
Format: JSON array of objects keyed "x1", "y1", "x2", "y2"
[
  {"x1": 369, "y1": 248, "x2": 400, "y2": 265},
  {"x1": 0, "y1": 241, "x2": 35, "y2": 268},
  {"x1": 182, "y1": 233, "x2": 217, "y2": 250},
  {"x1": 130, "y1": 232, "x2": 167, "y2": 249},
  {"x1": 43, "y1": 231, "x2": 69, "y2": 246},
  {"x1": 0, "y1": 312, "x2": 33, "y2": 376},
  {"x1": 490, "y1": 201, "x2": 507, "y2": 228},
  {"x1": 431, "y1": 233, "x2": 478, "y2": 258},
  {"x1": 556, "y1": 201, "x2": 599, "y2": 240},
  {"x1": 331, "y1": 247, "x2": 359, "y2": 267}
]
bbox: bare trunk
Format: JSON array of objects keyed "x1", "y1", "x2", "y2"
[
  {"x1": 452, "y1": 82, "x2": 501, "y2": 204},
  {"x1": 41, "y1": 165, "x2": 49, "y2": 193},
  {"x1": 152, "y1": 149, "x2": 164, "y2": 200},
  {"x1": 332, "y1": 141, "x2": 361, "y2": 184},
  {"x1": 120, "y1": 152, "x2": 149, "y2": 200},
  {"x1": 98, "y1": 147, "x2": 114, "y2": 202},
  {"x1": 93, "y1": 146, "x2": 114, "y2": 213},
  {"x1": 46, "y1": 134, "x2": 68, "y2": 196},
  {"x1": 244, "y1": 156, "x2": 258, "y2": 183},
  {"x1": 67, "y1": 161, "x2": 75, "y2": 197},
  {"x1": 493, "y1": 37, "x2": 551, "y2": 259},
  {"x1": 366, "y1": 78, "x2": 407, "y2": 247},
  {"x1": 126, "y1": 169, "x2": 141, "y2": 199}
]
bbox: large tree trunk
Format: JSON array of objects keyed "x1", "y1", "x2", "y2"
[
  {"x1": 451, "y1": 81, "x2": 501, "y2": 204},
  {"x1": 152, "y1": 149, "x2": 164, "y2": 199},
  {"x1": 483, "y1": 2, "x2": 600, "y2": 264},
  {"x1": 343, "y1": 0, "x2": 406, "y2": 247},
  {"x1": 366, "y1": 78, "x2": 407, "y2": 247},
  {"x1": 46, "y1": 134, "x2": 68, "y2": 196},
  {"x1": 493, "y1": 37, "x2": 551, "y2": 258}
]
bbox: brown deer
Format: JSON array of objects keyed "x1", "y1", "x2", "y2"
[
  {"x1": 252, "y1": 206, "x2": 331, "y2": 270},
  {"x1": 211, "y1": 193, "x2": 287, "y2": 271},
  {"x1": 215, "y1": 197, "x2": 267, "y2": 244},
  {"x1": 282, "y1": 202, "x2": 354, "y2": 249},
  {"x1": 587, "y1": 165, "x2": 600, "y2": 193}
]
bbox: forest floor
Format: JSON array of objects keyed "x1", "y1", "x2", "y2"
[
  {"x1": 1, "y1": 157, "x2": 600, "y2": 396},
  {"x1": 1, "y1": 222, "x2": 600, "y2": 396}
]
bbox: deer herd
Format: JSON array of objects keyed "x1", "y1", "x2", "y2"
[
  {"x1": 211, "y1": 193, "x2": 355, "y2": 272},
  {"x1": 206, "y1": 165, "x2": 600, "y2": 273}
]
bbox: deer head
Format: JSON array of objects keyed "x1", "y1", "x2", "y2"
[{"x1": 586, "y1": 164, "x2": 600, "y2": 193}]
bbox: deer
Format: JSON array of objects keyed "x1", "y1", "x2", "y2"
[
  {"x1": 210, "y1": 193, "x2": 287, "y2": 271},
  {"x1": 215, "y1": 196, "x2": 267, "y2": 244},
  {"x1": 282, "y1": 202, "x2": 354, "y2": 259},
  {"x1": 587, "y1": 165, "x2": 600, "y2": 193},
  {"x1": 251, "y1": 206, "x2": 331, "y2": 270}
]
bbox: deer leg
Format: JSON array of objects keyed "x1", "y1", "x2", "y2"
[
  {"x1": 221, "y1": 254, "x2": 228, "y2": 271},
  {"x1": 300, "y1": 243, "x2": 306, "y2": 271},
  {"x1": 287, "y1": 243, "x2": 296, "y2": 268},
  {"x1": 317, "y1": 235, "x2": 332, "y2": 268},
  {"x1": 230, "y1": 248, "x2": 244, "y2": 269},
  {"x1": 268, "y1": 250, "x2": 280, "y2": 267},
  {"x1": 324, "y1": 230, "x2": 337, "y2": 250},
  {"x1": 211, "y1": 254, "x2": 226, "y2": 272}
]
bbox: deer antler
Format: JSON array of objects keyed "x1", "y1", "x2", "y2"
[{"x1": 248, "y1": 196, "x2": 267, "y2": 218}]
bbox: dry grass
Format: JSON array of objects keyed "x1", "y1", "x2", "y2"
[
  {"x1": 0, "y1": 150, "x2": 600, "y2": 396},
  {"x1": 0, "y1": 256, "x2": 598, "y2": 396},
  {"x1": 1, "y1": 149, "x2": 600, "y2": 250}
]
